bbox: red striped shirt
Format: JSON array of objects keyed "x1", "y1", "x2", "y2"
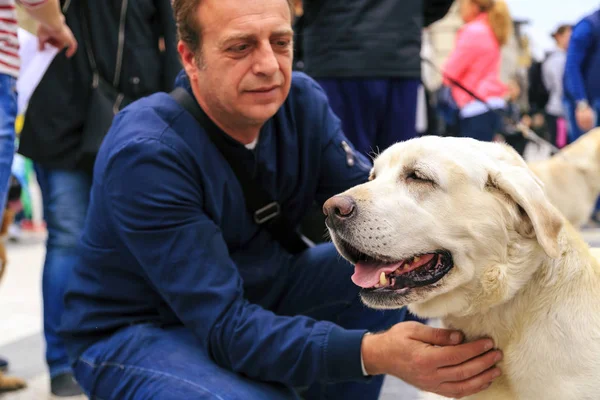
[{"x1": 0, "y1": 0, "x2": 48, "y2": 77}]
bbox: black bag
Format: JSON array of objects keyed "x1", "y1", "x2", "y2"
[
  {"x1": 528, "y1": 58, "x2": 550, "y2": 115},
  {"x1": 78, "y1": 0, "x2": 131, "y2": 173}
]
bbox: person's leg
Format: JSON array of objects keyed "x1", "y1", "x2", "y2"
[
  {"x1": 72, "y1": 324, "x2": 299, "y2": 400},
  {"x1": 0, "y1": 74, "x2": 17, "y2": 217},
  {"x1": 379, "y1": 78, "x2": 420, "y2": 150},
  {"x1": 316, "y1": 78, "x2": 384, "y2": 157},
  {"x1": 34, "y1": 166, "x2": 91, "y2": 394},
  {"x1": 276, "y1": 243, "x2": 408, "y2": 400},
  {"x1": 563, "y1": 99, "x2": 582, "y2": 144},
  {"x1": 545, "y1": 113, "x2": 558, "y2": 146},
  {"x1": 459, "y1": 112, "x2": 496, "y2": 142},
  {"x1": 0, "y1": 74, "x2": 17, "y2": 380}
]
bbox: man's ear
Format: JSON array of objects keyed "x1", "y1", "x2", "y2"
[
  {"x1": 489, "y1": 166, "x2": 563, "y2": 258},
  {"x1": 177, "y1": 40, "x2": 198, "y2": 81}
]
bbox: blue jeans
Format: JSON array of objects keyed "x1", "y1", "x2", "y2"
[
  {"x1": 0, "y1": 74, "x2": 17, "y2": 213},
  {"x1": 317, "y1": 78, "x2": 420, "y2": 156},
  {"x1": 35, "y1": 166, "x2": 92, "y2": 378},
  {"x1": 71, "y1": 244, "x2": 406, "y2": 399}
]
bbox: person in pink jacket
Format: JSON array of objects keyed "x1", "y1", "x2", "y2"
[{"x1": 443, "y1": 0, "x2": 512, "y2": 142}]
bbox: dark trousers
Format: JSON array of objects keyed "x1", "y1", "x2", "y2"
[
  {"x1": 317, "y1": 78, "x2": 420, "y2": 156},
  {"x1": 545, "y1": 113, "x2": 558, "y2": 146},
  {"x1": 459, "y1": 111, "x2": 502, "y2": 142},
  {"x1": 70, "y1": 243, "x2": 407, "y2": 400}
]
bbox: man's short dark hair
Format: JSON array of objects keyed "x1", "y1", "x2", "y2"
[{"x1": 172, "y1": 0, "x2": 295, "y2": 56}]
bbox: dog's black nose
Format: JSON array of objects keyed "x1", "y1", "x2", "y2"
[{"x1": 323, "y1": 195, "x2": 356, "y2": 219}]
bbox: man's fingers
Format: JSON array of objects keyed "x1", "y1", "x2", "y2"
[
  {"x1": 436, "y1": 367, "x2": 502, "y2": 399},
  {"x1": 433, "y1": 338, "x2": 495, "y2": 367},
  {"x1": 408, "y1": 323, "x2": 464, "y2": 346},
  {"x1": 438, "y1": 349, "x2": 502, "y2": 382}
]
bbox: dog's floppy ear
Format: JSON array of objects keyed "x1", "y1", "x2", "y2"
[{"x1": 489, "y1": 166, "x2": 563, "y2": 258}]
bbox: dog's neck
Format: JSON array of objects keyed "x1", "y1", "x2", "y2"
[{"x1": 441, "y1": 222, "x2": 596, "y2": 349}]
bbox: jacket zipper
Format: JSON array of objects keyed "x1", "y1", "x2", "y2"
[{"x1": 341, "y1": 141, "x2": 355, "y2": 167}]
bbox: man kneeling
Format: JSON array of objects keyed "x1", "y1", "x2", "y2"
[{"x1": 59, "y1": 0, "x2": 502, "y2": 398}]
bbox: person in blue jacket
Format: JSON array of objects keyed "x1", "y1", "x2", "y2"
[
  {"x1": 563, "y1": 8, "x2": 600, "y2": 141},
  {"x1": 59, "y1": 0, "x2": 503, "y2": 399},
  {"x1": 563, "y1": 8, "x2": 600, "y2": 222}
]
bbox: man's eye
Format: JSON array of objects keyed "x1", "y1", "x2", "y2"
[
  {"x1": 229, "y1": 44, "x2": 250, "y2": 53},
  {"x1": 274, "y1": 40, "x2": 291, "y2": 48}
]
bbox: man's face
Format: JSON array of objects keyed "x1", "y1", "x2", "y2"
[{"x1": 182, "y1": 0, "x2": 293, "y2": 128}]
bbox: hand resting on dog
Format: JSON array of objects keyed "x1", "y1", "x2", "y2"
[{"x1": 361, "y1": 322, "x2": 502, "y2": 399}]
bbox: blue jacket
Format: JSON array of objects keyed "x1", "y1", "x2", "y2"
[
  {"x1": 60, "y1": 71, "x2": 373, "y2": 387},
  {"x1": 563, "y1": 10, "x2": 600, "y2": 103}
]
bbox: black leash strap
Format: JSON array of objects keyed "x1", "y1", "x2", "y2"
[
  {"x1": 170, "y1": 87, "x2": 310, "y2": 254},
  {"x1": 422, "y1": 57, "x2": 560, "y2": 153}
]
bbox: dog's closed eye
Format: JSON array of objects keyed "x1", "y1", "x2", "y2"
[{"x1": 406, "y1": 170, "x2": 435, "y2": 184}]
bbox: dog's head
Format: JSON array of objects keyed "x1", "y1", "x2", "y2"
[{"x1": 325, "y1": 136, "x2": 564, "y2": 318}]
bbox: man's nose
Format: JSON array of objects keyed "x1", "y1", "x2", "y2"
[
  {"x1": 253, "y1": 43, "x2": 279, "y2": 76},
  {"x1": 323, "y1": 195, "x2": 356, "y2": 219}
]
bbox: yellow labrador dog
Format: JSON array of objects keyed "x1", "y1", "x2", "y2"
[
  {"x1": 529, "y1": 128, "x2": 600, "y2": 228},
  {"x1": 325, "y1": 136, "x2": 600, "y2": 400}
]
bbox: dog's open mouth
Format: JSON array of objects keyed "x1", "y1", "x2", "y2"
[{"x1": 339, "y1": 239, "x2": 454, "y2": 293}]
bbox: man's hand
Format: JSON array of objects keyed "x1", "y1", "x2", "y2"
[
  {"x1": 37, "y1": 15, "x2": 78, "y2": 58},
  {"x1": 362, "y1": 322, "x2": 502, "y2": 399},
  {"x1": 576, "y1": 103, "x2": 595, "y2": 132}
]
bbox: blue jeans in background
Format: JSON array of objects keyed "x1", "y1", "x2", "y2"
[
  {"x1": 34, "y1": 166, "x2": 92, "y2": 378},
  {"x1": 70, "y1": 243, "x2": 407, "y2": 400},
  {"x1": 317, "y1": 78, "x2": 420, "y2": 157},
  {"x1": 0, "y1": 74, "x2": 17, "y2": 213}
]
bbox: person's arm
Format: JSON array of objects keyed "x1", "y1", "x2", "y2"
[
  {"x1": 18, "y1": 0, "x2": 77, "y2": 56},
  {"x1": 103, "y1": 113, "x2": 367, "y2": 387},
  {"x1": 564, "y1": 20, "x2": 593, "y2": 104},
  {"x1": 154, "y1": 0, "x2": 182, "y2": 91},
  {"x1": 564, "y1": 19, "x2": 596, "y2": 132},
  {"x1": 18, "y1": 0, "x2": 62, "y2": 29}
]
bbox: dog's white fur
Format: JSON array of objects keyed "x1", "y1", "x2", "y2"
[
  {"x1": 328, "y1": 136, "x2": 600, "y2": 400},
  {"x1": 529, "y1": 128, "x2": 600, "y2": 228}
]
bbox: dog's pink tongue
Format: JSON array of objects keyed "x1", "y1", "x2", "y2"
[{"x1": 352, "y1": 261, "x2": 403, "y2": 288}]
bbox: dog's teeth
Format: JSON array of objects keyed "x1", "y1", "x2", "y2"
[
  {"x1": 413, "y1": 256, "x2": 420, "y2": 263},
  {"x1": 380, "y1": 272, "x2": 388, "y2": 286}
]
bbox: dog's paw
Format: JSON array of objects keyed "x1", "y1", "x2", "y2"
[{"x1": 0, "y1": 373, "x2": 27, "y2": 392}]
